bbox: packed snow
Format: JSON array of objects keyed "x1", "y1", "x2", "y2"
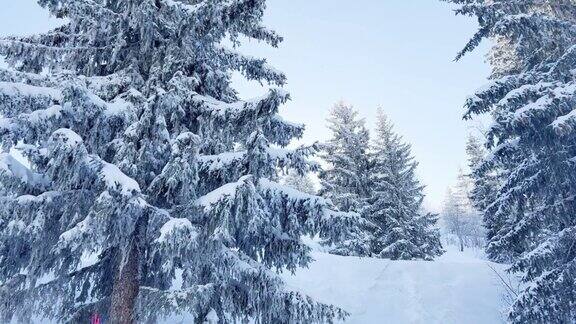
[{"x1": 282, "y1": 245, "x2": 515, "y2": 324}]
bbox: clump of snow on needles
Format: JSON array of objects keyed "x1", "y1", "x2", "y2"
[
  {"x1": 157, "y1": 218, "x2": 198, "y2": 243},
  {"x1": 100, "y1": 162, "x2": 140, "y2": 196},
  {"x1": 196, "y1": 176, "x2": 252, "y2": 210}
]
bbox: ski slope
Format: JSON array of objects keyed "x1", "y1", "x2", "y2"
[{"x1": 282, "y1": 246, "x2": 514, "y2": 324}]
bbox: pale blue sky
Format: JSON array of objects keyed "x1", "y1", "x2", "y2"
[{"x1": 0, "y1": 1, "x2": 491, "y2": 210}]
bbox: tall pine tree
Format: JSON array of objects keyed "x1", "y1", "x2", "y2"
[
  {"x1": 366, "y1": 110, "x2": 443, "y2": 260},
  {"x1": 446, "y1": 0, "x2": 576, "y2": 322},
  {"x1": 0, "y1": 1, "x2": 356, "y2": 323}
]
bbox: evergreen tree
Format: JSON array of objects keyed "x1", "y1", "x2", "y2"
[
  {"x1": 366, "y1": 110, "x2": 443, "y2": 260},
  {"x1": 446, "y1": 0, "x2": 576, "y2": 322},
  {"x1": 319, "y1": 101, "x2": 372, "y2": 213},
  {"x1": 442, "y1": 188, "x2": 466, "y2": 251},
  {"x1": 318, "y1": 101, "x2": 373, "y2": 256},
  {"x1": 465, "y1": 136, "x2": 485, "y2": 173},
  {"x1": 465, "y1": 135, "x2": 502, "y2": 253},
  {"x1": 465, "y1": 135, "x2": 492, "y2": 213},
  {"x1": 0, "y1": 1, "x2": 356, "y2": 323}
]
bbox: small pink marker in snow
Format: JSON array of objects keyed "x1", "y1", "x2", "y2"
[{"x1": 90, "y1": 313, "x2": 101, "y2": 324}]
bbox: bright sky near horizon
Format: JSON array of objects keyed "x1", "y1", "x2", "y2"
[{"x1": 0, "y1": 0, "x2": 491, "y2": 211}]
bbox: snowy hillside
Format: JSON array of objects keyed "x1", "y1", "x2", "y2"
[{"x1": 282, "y1": 246, "x2": 515, "y2": 324}]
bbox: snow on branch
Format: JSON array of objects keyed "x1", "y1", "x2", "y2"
[
  {"x1": 99, "y1": 161, "x2": 141, "y2": 196},
  {"x1": 0, "y1": 82, "x2": 135, "y2": 151},
  {"x1": 0, "y1": 81, "x2": 62, "y2": 117},
  {"x1": 50, "y1": 128, "x2": 141, "y2": 197},
  {"x1": 194, "y1": 88, "x2": 289, "y2": 120},
  {"x1": 217, "y1": 46, "x2": 286, "y2": 85},
  {"x1": 198, "y1": 145, "x2": 318, "y2": 179},
  {"x1": 51, "y1": 128, "x2": 84, "y2": 148},
  {"x1": 0, "y1": 153, "x2": 48, "y2": 189},
  {"x1": 258, "y1": 178, "x2": 327, "y2": 206},
  {"x1": 196, "y1": 175, "x2": 253, "y2": 211},
  {"x1": 162, "y1": 0, "x2": 201, "y2": 14},
  {"x1": 156, "y1": 218, "x2": 199, "y2": 243}
]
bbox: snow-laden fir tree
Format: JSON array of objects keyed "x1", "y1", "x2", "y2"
[
  {"x1": 465, "y1": 135, "x2": 502, "y2": 253},
  {"x1": 318, "y1": 101, "x2": 373, "y2": 256},
  {"x1": 365, "y1": 109, "x2": 443, "y2": 260},
  {"x1": 0, "y1": 1, "x2": 360, "y2": 323},
  {"x1": 319, "y1": 101, "x2": 372, "y2": 213},
  {"x1": 446, "y1": 0, "x2": 576, "y2": 322},
  {"x1": 465, "y1": 135, "x2": 494, "y2": 213}
]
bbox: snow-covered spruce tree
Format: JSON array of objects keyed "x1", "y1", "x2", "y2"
[
  {"x1": 365, "y1": 110, "x2": 443, "y2": 260},
  {"x1": 446, "y1": 0, "x2": 576, "y2": 322},
  {"x1": 465, "y1": 135, "x2": 492, "y2": 212},
  {"x1": 0, "y1": 1, "x2": 357, "y2": 323},
  {"x1": 318, "y1": 101, "x2": 373, "y2": 256},
  {"x1": 465, "y1": 135, "x2": 502, "y2": 251},
  {"x1": 319, "y1": 101, "x2": 372, "y2": 213}
]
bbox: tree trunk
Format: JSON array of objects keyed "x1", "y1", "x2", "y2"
[
  {"x1": 459, "y1": 236, "x2": 464, "y2": 252},
  {"x1": 110, "y1": 216, "x2": 147, "y2": 324},
  {"x1": 109, "y1": 239, "x2": 140, "y2": 324}
]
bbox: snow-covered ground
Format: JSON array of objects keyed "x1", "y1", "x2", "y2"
[
  {"x1": 282, "y1": 246, "x2": 514, "y2": 324},
  {"x1": 29, "y1": 245, "x2": 515, "y2": 324}
]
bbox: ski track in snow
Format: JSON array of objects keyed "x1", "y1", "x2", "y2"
[{"x1": 282, "y1": 246, "x2": 511, "y2": 324}]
